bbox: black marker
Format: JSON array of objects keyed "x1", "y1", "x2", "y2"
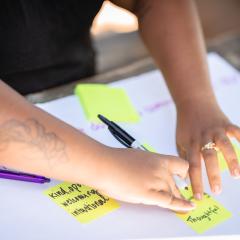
[{"x1": 98, "y1": 114, "x2": 147, "y2": 150}]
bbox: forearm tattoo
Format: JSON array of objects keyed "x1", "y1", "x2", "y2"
[{"x1": 0, "y1": 118, "x2": 68, "y2": 168}]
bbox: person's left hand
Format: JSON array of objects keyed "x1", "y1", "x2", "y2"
[{"x1": 176, "y1": 100, "x2": 240, "y2": 200}]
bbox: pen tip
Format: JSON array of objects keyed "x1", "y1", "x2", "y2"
[
  {"x1": 98, "y1": 114, "x2": 104, "y2": 121},
  {"x1": 98, "y1": 114, "x2": 111, "y2": 125}
]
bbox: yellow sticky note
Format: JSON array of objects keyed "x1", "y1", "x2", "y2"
[
  {"x1": 44, "y1": 182, "x2": 120, "y2": 224},
  {"x1": 75, "y1": 84, "x2": 140, "y2": 123},
  {"x1": 176, "y1": 187, "x2": 231, "y2": 234},
  {"x1": 218, "y1": 143, "x2": 240, "y2": 171}
]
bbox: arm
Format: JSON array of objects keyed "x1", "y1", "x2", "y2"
[
  {"x1": 111, "y1": 0, "x2": 240, "y2": 198},
  {"x1": 135, "y1": 0, "x2": 216, "y2": 108},
  {"x1": 0, "y1": 80, "x2": 107, "y2": 186},
  {"x1": 0, "y1": 80, "x2": 194, "y2": 211}
]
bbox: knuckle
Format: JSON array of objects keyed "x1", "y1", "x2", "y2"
[
  {"x1": 158, "y1": 158, "x2": 169, "y2": 170},
  {"x1": 190, "y1": 137, "x2": 199, "y2": 146},
  {"x1": 189, "y1": 138, "x2": 200, "y2": 149},
  {"x1": 216, "y1": 135, "x2": 229, "y2": 146},
  {"x1": 228, "y1": 158, "x2": 238, "y2": 166},
  {"x1": 189, "y1": 161, "x2": 201, "y2": 171},
  {"x1": 192, "y1": 184, "x2": 202, "y2": 192}
]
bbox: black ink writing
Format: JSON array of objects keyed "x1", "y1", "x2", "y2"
[{"x1": 187, "y1": 205, "x2": 220, "y2": 223}]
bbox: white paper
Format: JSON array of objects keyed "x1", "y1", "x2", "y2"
[{"x1": 1, "y1": 53, "x2": 240, "y2": 240}]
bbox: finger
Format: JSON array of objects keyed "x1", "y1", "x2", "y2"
[
  {"x1": 188, "y1": 142, "x2": 203, "y2": 200},
  {"x1": 152, "y1": 175, "x2": 182, "y2": 199},
  {"x1": 168, "y1": 175, "x2": 182, "y2": 199},
  {"x1": 165, "y1": 156, "x2": 189, "y2": 179},
  {"x1": 147, "y1": 190, "x2": 195, "y2": 212},
  {"x1": 227, "y1": 124, "x2": 240, "y2": 142},
  {"x1": 177, "y1": 143, "x2": 187, "y2": 159},
  {"x1": 214, "y1": 131, "x2": 240, "y2": 178},
  {"x1": 202, "y1": 136, "x2": 222, "y2": 194}
]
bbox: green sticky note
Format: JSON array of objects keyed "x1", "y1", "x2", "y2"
[
  {"x1": 75, "y1": 84, "x2": 140, "y2": 123},
  {"x1": 44, "y1": 182, "x2": 120, "y2": 224},
  {"x1": 176, "y1": 187, "x2": 232, "y2": 234},
  {"x1": 218, "y1": 143, "x2": 240, "y2": 171}
]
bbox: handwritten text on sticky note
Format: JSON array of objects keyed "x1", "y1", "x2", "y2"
[
  {"x1": 176, "y1": 187, "x2": 231, "y2": 234},
  {"x1": 44, "y1": 182, "x2": 120, "y2": 223}
]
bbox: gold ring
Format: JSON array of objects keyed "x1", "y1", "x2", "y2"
[{"x1": 201, "y1": 141, "x2": 219, "y2": 152}]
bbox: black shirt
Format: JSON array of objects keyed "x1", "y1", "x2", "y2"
[{"x1": 0, "y1": 0, "x2": 104, "y2": 94}]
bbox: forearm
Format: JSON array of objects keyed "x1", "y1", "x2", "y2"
[
  {"x1": 136, "y1": 0, "x2": 218, "y2": 109},
  {"x1": 0, "y1": 80, "x2": 108, "y2": 186}
]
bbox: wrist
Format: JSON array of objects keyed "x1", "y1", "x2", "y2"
[
  {"x1": 75, "y1": 143, "x2": 112, "y2": 187},
  {"x1": 55, "y1": 130, "x2": 112, "y2": 187},
  {"x1": 176, "y1": 92, "x2": 219, "y2": 114}
]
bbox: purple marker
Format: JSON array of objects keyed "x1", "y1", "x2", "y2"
[{"x1": 0, "y1": 169, "x2": 50, "y2": 184}]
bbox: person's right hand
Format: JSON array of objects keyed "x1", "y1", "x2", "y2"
[{"x1": 93, "y1": 147, "x2": 195, "y2": 212}]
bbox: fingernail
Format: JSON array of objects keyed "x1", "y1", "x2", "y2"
[
  {"x1": 213, "y1": 185, "x2": 221, "y2": 194},
  {"x1": 194, "y1": 193, "x2": 202, "y2": 200},
  {"x1": 233, "y1": 168, "x2": 240, "y2": 178}
]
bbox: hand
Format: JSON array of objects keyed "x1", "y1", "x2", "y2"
[
  {"x1": 176, "y1": 101, "x2": 240, "y2": 200},
  {"x1": 94, "y1": 147, "x2": 195, "y2": 212}
]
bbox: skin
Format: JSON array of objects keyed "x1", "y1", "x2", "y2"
[
  {"x1": 111, "y1": 0, "x2": 240, "y2": 199},
  {"x1": 0, "y1": 81, "x2": 194, "y2": 212},
  {"x1": 1, "y1": 0, "x2": 239, "y2": 212}
]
